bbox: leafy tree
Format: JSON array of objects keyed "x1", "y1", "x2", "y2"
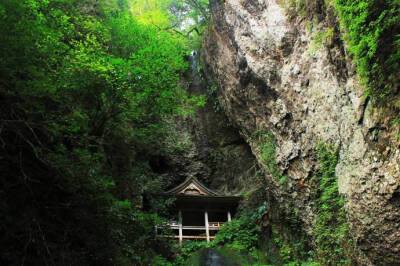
[{"x1": 0, "y1": 0, "x2": 202, "y2": 264}]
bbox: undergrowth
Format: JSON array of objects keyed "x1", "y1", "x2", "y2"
[
  {"x1": 172, "y1": 201, "x2": 316, "y2": 265},
  {"x1": 172, "y1": 216, "x2": 261, "y2": 265}
]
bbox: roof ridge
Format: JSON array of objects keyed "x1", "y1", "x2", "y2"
[{"x1": 165, "y1": 176, "x2": 218, "y2": 196}]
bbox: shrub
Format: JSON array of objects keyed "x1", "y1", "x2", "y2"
[{"x1": 214, "y1": 217, "x2": 259, "y2": 253}]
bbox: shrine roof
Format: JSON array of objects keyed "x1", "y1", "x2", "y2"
[{"x1": 165, "y1": 176, "x2": 219, "y2": 196}]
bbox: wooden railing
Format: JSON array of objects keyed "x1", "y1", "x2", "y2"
[
  {"x1": 165, "y1": 221, "x2": 225, "y2": 230},
  {"x1": 166, "y1": 235, "x2": 215, "y2": 240},
  {"x1": 208, "y1": 221, "x2": 225, "y2": 228},
  {"x1": 160, "y1": 212, "x2": 232, "y2": 245}
]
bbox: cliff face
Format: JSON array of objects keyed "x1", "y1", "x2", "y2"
[
  {"x1": 201, "y1": 0, "x2": 400, "y2": 263},
  {"x1": 159, "y1": 54, "x2": 259, "y2": 196}
]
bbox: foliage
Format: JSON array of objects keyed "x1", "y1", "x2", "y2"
[
  {"x1": 169, "y1": 0, "x2": 210, "y2": 33},
  {"x1": 262, "y1": 200, "x2": 315, "y2": 266},
  {"x1": 334, "y1": 0, "x2": 400, "y2": 100},
  {"x1": 130, "y1": 0, "x2": 176, "y2": 27},
  {"x1": 173, "y1": 241, "x2": 211, "y2": 265},
  {"x1": 175, "y1": 0, "x2": 210, "y2": 49},
  {"x1": 172, "y1": 213, "x2": 262, "y2": 265},
  {"x1": 311, "y1": 142, "x2": 352, "y2": 265},
  {"x1": 214, "y1": 216, "x2": 259, "y2": 253},
  {"x1": 172, "y1": 201, "x2": 315, "y2": 265},
  {"x1": 0, "y1": 0, "x2": 202, "y2": 264},
  {"x1": 151, "y1": 255, "x2": 173, "y2": 266},
  {"x1": 129, "y1": 0, "x2": 210, "y2": 49},
  {"x1": 270, "y1": 226, "x2": 314, "y2": 265}
]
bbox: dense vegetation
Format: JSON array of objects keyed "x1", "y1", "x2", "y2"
[
  {"x1": 334, "y1": 0, "x2": 400, "y2": 99},
  {"x1": 0, "y1": 0, "x2": 205, "y2": 264}
]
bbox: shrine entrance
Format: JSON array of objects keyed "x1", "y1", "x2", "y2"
[{"x1": 163, "y1": 177, "x2": 241, "y2": 245}]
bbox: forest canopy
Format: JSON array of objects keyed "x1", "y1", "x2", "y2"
[{"x1": 0, "y1": 0, "x2": 205, "y2": 265}]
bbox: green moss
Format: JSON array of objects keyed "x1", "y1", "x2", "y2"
[
  {"x1": 280, "y1": 0, "x2": 328, "y2": 20},
  {"x1": 306, "y1": 17, "x2": 319, "y2": 33},
  {"x1": 312, "y1": 142, "x2": 353, "y2": 265},
  {"x1": 259, "y1": 133, "x2": 278, "y2": 173},
  {"x1": 310, "y1": 27, "x2": 334, "y2": 55},
  {"x1": 254, "y1": 132, "x2": 289, "y2": 188}
]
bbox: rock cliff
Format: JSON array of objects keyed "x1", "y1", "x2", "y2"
[
  {"x1": 159, "y1": 53, "x2": 259, "y2": 196},
  {"x1": 200, "y1": 0, "x2": 400, "y2": 264}
]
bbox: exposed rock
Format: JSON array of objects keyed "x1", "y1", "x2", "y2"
[
  {"x1": 161, "y1": 53, "x2": 259, "y2": 196},
  {"x1": 201, "y1": 0, "x2": 400, "y2": 263}
]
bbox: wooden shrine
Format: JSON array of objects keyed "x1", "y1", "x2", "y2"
[{"x1": 163, "y1": 177, "x2": 241, "y2": 245}]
